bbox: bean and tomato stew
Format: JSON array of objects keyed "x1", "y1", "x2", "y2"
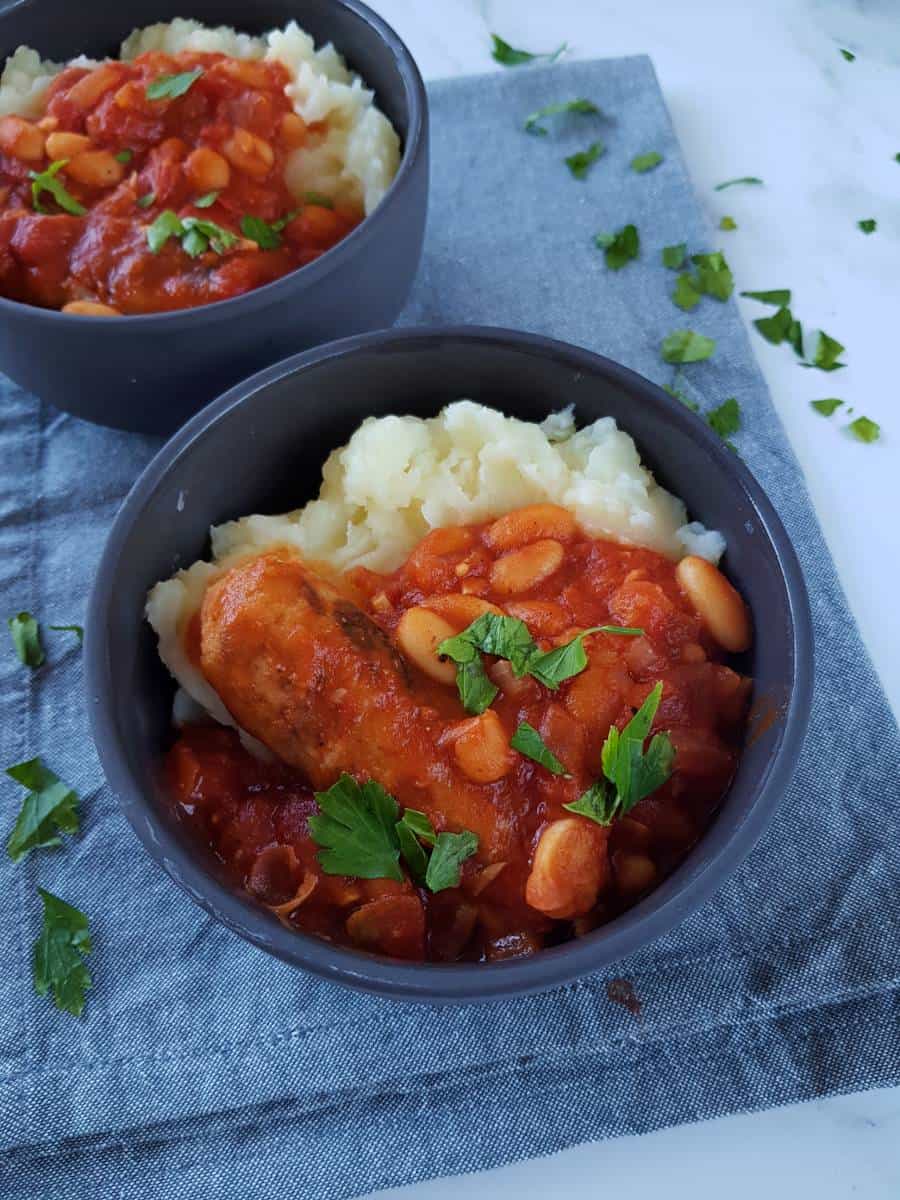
[
  {"x1": 0, "y1": 51, "x2": 361, "y2": 314},
  {"x1": 167, "y1": 504, "x2": 753, "y2": 962}
]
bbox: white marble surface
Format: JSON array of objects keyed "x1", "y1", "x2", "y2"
[{"x1": 360, "y1": 0, "x2": 900, "y2": 1194}]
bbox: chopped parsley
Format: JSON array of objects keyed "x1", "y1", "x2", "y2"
[
  {"x1": 147, "y1": 210, "x2": 238, "y2": 257},
  {"x1": 146, "y1": 67, "x2": 203, "y2": 101},
  {"x1": 524, "y1": 98, "x2": 600, "y2": 135},
  {"x1": 690, "y1": 251, "x2": 734, "y2": 301},
  {"x1": 719, "y1": 215, "x2": 737, "y2": 231},
  {"x1": 839, "y1": 48, "x2": 856, "y2": 62},
  {"x1": 510, "y1": 722, "x2": 569, "y2": 775},
  {"x1": 49, "y1": 623, "x2": 83, "y2": 644},
  {"x1": 810, "y1": 398, "x2": 843, "y2": 417},
  {"x1": 6, "y1": 757, "x2": 79, "y2": 863},
  {"x1": 438, "y1": 614, "x2": 642, "y2": 711},
  {"x1": 631, "y1": 151, "x2": 663, "y2": 173},
  {"x1": 661, "y1": 329, "x2": 716, "y2": 363},
  {"x1": 753, "y1": 305, "x2": 799, "y2": 348},
  {"x1": 565, "y1": 682, "x2": 673, "y2": 825},
  {"x1": 9, "y1": 612, "x2": 43, "y2": 667},
  {"x1": 137, "y1": 191, "x2": 156, "y2": 209},
  {"x1": 194, "y1": 191, "x2": 219, "y2": 208},
  {"x1": 490, "y1": 34, "x2": 567, "y2": 67},
  {"x1": 565, "y1": 141, "x2": 604, "y2": 179},
  {"x1": 455, "y1": 655, "x2": 499, "y2": 715},
  {"x1": 662, "y1": 242, "x2": 687, "y2": 270},
  {"x1": 33, "y1": 889, "x2": 91, "y2": 1017},
  {"x1": 240, "y1": 210, "x2": 299, "y2": 250},
  {"x1": 308, "y1": 775, "x2": 403, "y2": 881},
  {"x1": 673, "y1": 273, "x2": 701, "y2": 311},
  {"x1": 802, "y1": 329, "x2": 846, "y2": 372},
  {"x1": 741, "y1": 288, "x2": 791, "y2": 306},
  {"x1": 308, "y1": 776, "x2": 477, "y2": 892},
  {"x1": 302, "y1": 191, "x2": 334, "y2": 208},
  {"x1": 706, "y1": 397, "x2": 741, "y2": 449},
  {"x1": 29, "y1": 160, "x2": 85, "y2": 216},
  {"x1": 848, "y1": 416, "x2": 880, "y2": 443},
  {"x1": 114, "y1": 149, "x2": 133, "y2": 164},
  {"x1": 714, "y1": 176, "x2": 763, "y2": 191},
  {"x1": 594, "y1": 223, "x2": 639, "y2": 270},
  {"x1": 857, "y1": 218, "x2": 876, "y2": 234}
]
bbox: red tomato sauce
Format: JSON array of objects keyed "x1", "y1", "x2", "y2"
[
  {"x1": 166, "y1": 510, "x2": 752, "y2": 963},
  {"x1": 0, "y1": 51, "x2": 362, "y2": 313}
]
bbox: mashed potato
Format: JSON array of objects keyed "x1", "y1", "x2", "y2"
[
  {"x1": 146, "y1": 402, "x2": 725, "y2": 735},
  {"x1": 0, "y1": 17, "x2": 400, "y2": 214}
]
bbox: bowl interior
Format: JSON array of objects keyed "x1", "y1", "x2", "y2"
[
  {"x1": 89, "y1": 329, "x2": 810, "y2": 1001},
  {"x1": 0, "y1": 0, "x2": 412, "y2": 137}
]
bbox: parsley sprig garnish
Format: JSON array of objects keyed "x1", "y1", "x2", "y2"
[
  {"x1": 240, "y1": 210, "x2": 299, "y2": 250},
  {"x1": 510, "y1": 722, "x2": 569, "y2": 775},
  {"x1": 33, "y1": 889, "x2": 92, "y2": 1016},
  {"x1": 6, "y1": 757, "x2": 79, "y2": 862},
  {"x1": 147, "y1": 210, "x2": 238, "y2": 257},
  {"x1": 309, "y1": 775, "x2": 478, "y2": 892},
  {"x1": 491, "y1": 34, "x2": 567, "y2": 67},
  {"x1": 565, "y1": 682, "x2": 673, "y2": 825},
  {"x1": 437, "y1": 613, "x2": 643, "y2": 714},
  {"x1": 29, "y1": 160, "x2": 85, "y2": 216},
  {"x1": 146, "y1": 68, "x2": 203, "y2": 101}
]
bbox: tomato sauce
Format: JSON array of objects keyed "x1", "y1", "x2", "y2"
[
  {"x1": 166, "y1": 509, "x2": 752, "y2": 963},
  {"x1": 0, "y1": 51, "x2": 361, "y2": 313}
]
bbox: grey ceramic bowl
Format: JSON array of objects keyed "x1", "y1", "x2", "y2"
[
  {"x1": 0, "y1": 0, "x2": 427, "y2": 434},
  {"x1": 86, "y1": 327, "x2": 813, "y2": 1002}
]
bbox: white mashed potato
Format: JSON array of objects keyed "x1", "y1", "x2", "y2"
[
  {"x1": 0, "y1": 17, "x2": 400, "y2": 214},
  {"x1": 146, "y1": 402, "x2": 725, "y2": 735}
]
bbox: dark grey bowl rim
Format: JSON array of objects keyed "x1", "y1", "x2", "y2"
[
  {"x1": 0, "y1": 0, "x2": 427, "y2": 328},
  {"x1": 86, "y1": 325, "x2": 814, "y2": 1003}
]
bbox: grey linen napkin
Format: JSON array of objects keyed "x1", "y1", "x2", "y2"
[{"x1": 0, "y1": 58, "x2": 897, "y2": 1200}]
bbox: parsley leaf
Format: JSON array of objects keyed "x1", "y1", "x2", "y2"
[
  {"x1": 49, "y1": 623, "x2": 83, "y2": 643},
  {"x1": 6, "y1": 757, "x2": 80, "y2": 862},
  {"x1": 594, "y1": 223, "x2": 639, "y2": 269},
  {"x1": 456, "y1": 656, "x2": 500, "y2": 714},
  {"x1": 662, "y1": 242, "x2": 687, "y2": 270},
  {"x1": 719, "y1": 215, "x2": 737, "y2": 231},
  {"x1": 840, "y1": 48, "x2": 856, "y2": 61},
  {"x1": 33, "y1": 889, "x2": 91, "y2": 1017},
  {"x1": 240, "y1": 210, "x2": 298, "y2": 250},
  {"x1": 810, "y1": 398, "x2": 843, "y2": 417},
  {"x1": 857, "y1": 218, "x2": 876, "y2": 234},
  {"x1": 302, "y1": 191, "x2": 334, "y2": 208},
  {"x1": 741, "y1": 288, "x2": 791, "y2": 306},
  {"x1": 29, "y1": 160, "x2": 85, "y2": 216},
  {"x1": 714, "y1": 176, "x2": 763, "y2": 191},
  {"x1": 631, "y1": 151, "x2": 662, "y2": 173},
  {"x1": 137, "y1": 191, "x2": 156, "y2": 209},
  {"x1": 565, "y1": 681, "x2": 673, "y2": 826},
  {"x1": 425, "y1": 831, "x2": 479, "y2": 893},
  {"x1": 510, "y1": 722, "x2": 569, "y2": 775},
  {"x1": 802, "y1": 330, "x2": 846, "y2": 372},
  {"x1": 182, "y1": 216, "x2": 238, "y2": 255},
  {"x1": 565, "y1": 141, "x2": 604, "y2": 179},
  {"x1": 395, "y1": 814, "x2": 430, "y2": 884},
  {"x1": 114, "y1": 149, "x2": 133, "y2": 164},
  {"x1": 308, "y1": 775, "x2": 403, "y2": 881},
  {"x1": 439, "y1": 615, "x2": 641, "y2": 707},
  {"x1": 673, "y1": 272, "x2": 701, "y2": 311},
  {"x1": 146, "y1": 68, "x2": 203, "y2": 101},
  {"x1": 691, "y1": 251, "x2": 734, "y2": 301},
  {"x1": 9, "y1": 612, "x2": 44, "y2": 667},
  {"x1": 490, "y1": 34, "x2": 567, "y2": 66},
  {"x1": 147, "y1": 209, "x2": 184, "y2": 253},
  {"x1": 661, "y1": 330, "x2": 716, "y2": 363},
  {"x1": 524, "y1": 98, "x2": 600, "y2": 135},
  {"x1": 848, "y1": 416, "x2": 880, "y2": 443},
  {"x1": 753, "y1": 305, "x2": 794, "y2": 344},
  {"x1": 706, "y1": 397, "x2": 741, "y2": 446},
  {"x1": 194, "y1": 191, "x2": 219, "y2": 208},
  {"x1": 527, "y1": 625, "x2": 642, "y2": 689},
  {"x1": 398, "y1": 808, "x2": 436, "y2": 847}
]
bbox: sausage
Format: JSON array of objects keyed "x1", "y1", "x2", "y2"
[{"x1": 200, "y1": 551, "x2": 508, "y2": 851}]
